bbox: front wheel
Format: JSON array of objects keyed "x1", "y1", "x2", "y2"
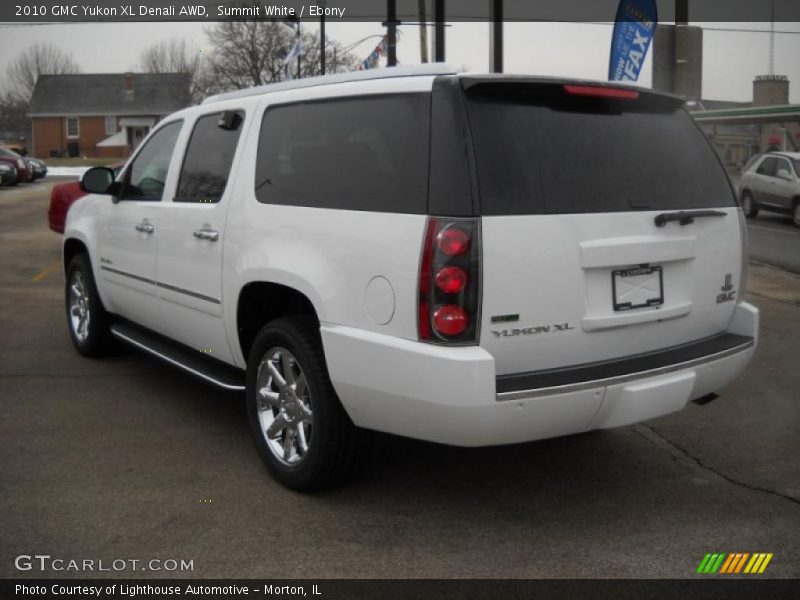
[
  {"x1": 741, "y1": 192, "x2": 759, "y2": 219},
  {"x1": 65, "y1": 254, "x2": 113, "y2": 357},
  {"x1": 246, "y1": 317, "x2": 361, "y2": 491}
]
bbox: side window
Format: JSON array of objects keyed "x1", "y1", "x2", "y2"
[
  {"x1": 756, "y1": 157, "x2": 777, "y2": 177},
  {"x1": 254, "y1": 94, "x2": 430, "y2": 214},
  {"x1": 123, "y1": 120, "x2": 182, "y2": 201},
  {"x1": 175, "y1": 111, "x2": 244, "y2": 203}
]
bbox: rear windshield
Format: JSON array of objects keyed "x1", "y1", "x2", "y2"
[{"x1": 465, "y1": 87, "x2": 735, "y2": 215}]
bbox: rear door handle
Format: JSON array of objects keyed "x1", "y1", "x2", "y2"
[
  {"x1": 193, "y1": 228, "x2": 219, "y2": 242},
  {"x1": 135, "y1": 221, "x2": 154, "y2": 234}
]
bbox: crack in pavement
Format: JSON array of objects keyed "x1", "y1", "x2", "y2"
[{"x1": 634, "y1": 423, "x2": 800, "y2": 508}]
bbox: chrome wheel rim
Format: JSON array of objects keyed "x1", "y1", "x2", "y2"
[
  {"x1": 255, "y1": 347, "x2": 313, "y2": 466},
  {"x1": 68, "y1": 272, "x2": 91, "y2": 343}
]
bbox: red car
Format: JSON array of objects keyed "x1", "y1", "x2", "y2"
[
  {"x1": 48, "y1": 162, "x2": 124, "y2": 234},
  {"x1": 0, "y1": 147, "x2": 32, "y2": 184}
]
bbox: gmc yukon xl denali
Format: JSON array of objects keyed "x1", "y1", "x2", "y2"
[{"x1": 64, "y1": 65, "x2": 758, "y2": 490}]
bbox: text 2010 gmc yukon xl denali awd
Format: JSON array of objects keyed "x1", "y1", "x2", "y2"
[{"x1": 64, "y1": 65, "x2": 758, "y2": 490}]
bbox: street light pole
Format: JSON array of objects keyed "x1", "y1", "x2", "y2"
[
  {"x1": 387, "y1": 0, "x2": 398, "y2": 67},
  {"x1": 319, "y1": 1, "x2": 326, "y2": 74}
]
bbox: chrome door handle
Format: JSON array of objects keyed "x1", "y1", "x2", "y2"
[
  {"x1": 135, "y1": 222, "x2": 154, "y2": 234},
  {"x1": 193, "y1": 229, "x2": 219, "y2": 242}
]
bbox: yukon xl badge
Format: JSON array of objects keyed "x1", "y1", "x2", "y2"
[
  {"x1": 491, "y1": 322, "x2": 574, "y2": 338},
  {"x1": 716, "y1": 273, "x2": 736, "y2": 304}
]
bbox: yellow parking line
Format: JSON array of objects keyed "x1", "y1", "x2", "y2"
[{"x1": 31, "y1": 259, "x2": 61, "y2": 282}]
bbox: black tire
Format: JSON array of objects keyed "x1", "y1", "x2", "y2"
[
  {"x1": 741, "y1": 191, "x2": 759, "y2": 219},
  {"x1": 246, "y1": 316, "x2": 361, "y2": 491},
  {"x1": 65, "y1": 253, "x2": 113, "y2": 357},
  {"x1": 793, "y1": 201, "x2": 800, "y2": 228}
]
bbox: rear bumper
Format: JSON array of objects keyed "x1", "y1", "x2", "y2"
[{"x1": 321, "y1": 301, "x2": 758, "y2": 447}]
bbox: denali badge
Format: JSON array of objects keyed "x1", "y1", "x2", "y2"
[
  {"x1": 716, "y1": 273, "x2": 736, "y2": 304},
  {"x1": 491, "y1": 322, "x2": 574, "y2": 338}
]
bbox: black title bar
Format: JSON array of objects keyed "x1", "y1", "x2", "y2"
[{"x1": 2, "y1": 0, "x2": 800, "y2": 23}]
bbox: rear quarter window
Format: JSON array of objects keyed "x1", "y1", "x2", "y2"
[
  {"x1": 465, "y1": 87, "x2": 736, "y2": 215},
  {"x1": 254, "y1": 94, "x2": 430, "y2": 214}
]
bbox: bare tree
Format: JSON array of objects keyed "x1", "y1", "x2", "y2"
[
  {"x1": 138, "y1": 39, "x2": 212, "y2": 104},
  {"x1": 6, "y1": 42, "x2": 80, "y2": 101},
  {"x1": 205, "y1": 19, "x2": 357, "y2": 92}
]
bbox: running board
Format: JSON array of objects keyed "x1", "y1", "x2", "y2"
[{"x1": 110, "y1": 323, "x2": 246, "y2": 391}]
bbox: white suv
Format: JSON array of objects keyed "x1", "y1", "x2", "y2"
[{"x1": 65, "y1": 65, "x2": 758, "y2": 490}]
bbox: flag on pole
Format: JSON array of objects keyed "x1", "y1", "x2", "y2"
[
  {"x1": 608, "y1": 0, "x2": 658, "y2": 82},
  {"x1": 284, "y1": 36, "x2": 305, "y2": 80}
]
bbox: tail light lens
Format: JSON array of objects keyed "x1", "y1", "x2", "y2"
[
  {"x1": 563, "y1": 84, "x2": 640, "y2": 100},
  {"x1": 418, "y1": 217, "x2": 481, "y2": 345}
]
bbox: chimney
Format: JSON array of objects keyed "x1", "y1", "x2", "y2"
[{"x1": 124, "y1": 72, "x2": 134, "y2": 92}]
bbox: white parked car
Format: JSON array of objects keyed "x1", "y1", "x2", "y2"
[{"x1": 64, "y1": 65, "x2": 758, "y2": 490}]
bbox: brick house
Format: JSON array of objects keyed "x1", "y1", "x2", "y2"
[{"x1": 28, "y1": 72, "x2": 190, "y2": 159}]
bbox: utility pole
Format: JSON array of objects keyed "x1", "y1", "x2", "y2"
[
  {"x1": 418, "y1": 0, "x2": 429, "y2": 63},
  {"x1": 297, "y1": 20, "x2": 302, "y2": 78},
  {"x1": 386, "y1": 0, "x2": 398, "y2": 67},
  {"x1": 433, "y1": 0, "x2": 445, "y2": 62},
  {"x1": 319, "y1": 2, "x2": 326, "y2": 74},
  {"x1": 489, "y1": 0, "x2": 503, "y2": 73}
]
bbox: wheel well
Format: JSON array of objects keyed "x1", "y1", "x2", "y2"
[
  {"x1": 793, "y1": 196, "x2": 800, "y2": 209},
  {"x1": 237, "y1": 282, "x2": 318, "y2": 362},
  {"x1": 63, "y1": 238, "x2": 88, "y2": 273}
]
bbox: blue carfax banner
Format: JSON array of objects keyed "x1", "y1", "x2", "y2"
[{"x1": 608, "y1": 0, "x2": 658, "y2": 81}]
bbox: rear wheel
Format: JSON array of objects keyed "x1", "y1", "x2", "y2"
[
  {"x1": 741, "y1": 191, "x2": 758, "y2": 219},
  {"x1": 246, "y1": 316, "x2": 360, "y2": 491},
  {"x1": 65, "y1": 254, "x2": 113, "y2": 357}
]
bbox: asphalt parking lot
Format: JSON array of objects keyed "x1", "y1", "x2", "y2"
[{"x1": 1, "y1": 180, "x2": 799, "y2": 579}]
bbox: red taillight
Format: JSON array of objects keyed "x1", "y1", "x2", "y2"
[
  {"x1": 437, "y1": 226, "x2": 470, "y2": 256},
  {"x1": 563, "y1": 84, "x2": 639, "y2": 100},
  {"x1": 435, "y1": 266, "x2": 468, "y2": 294},
  {"x1": 433, "y1": 305, "x2": 468, "y2": 336},
  {"x1": 418, "y1": 217, "x2": 481, "y2": 344}
]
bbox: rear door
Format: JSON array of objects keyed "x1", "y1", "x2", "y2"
[
  {"x1": 464, "y1": 82, "x2": 743, "y2": 375},
  {"x1": 154, "y1": 109, "x2": 246, "y2": 365},
  {"x1": 752, "y1": 157, "x2": 778, "y2": 206},
  {"x1": 771, "y1": 156, "x2": 796, "y2": 210}
]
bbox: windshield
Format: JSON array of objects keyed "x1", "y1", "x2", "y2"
[
  {"x1": 465, "y1": 87, "x2": 736, "y2": 215},
  {"x1": 0, "y1": 147, "x2": 22, "y2": 159}
]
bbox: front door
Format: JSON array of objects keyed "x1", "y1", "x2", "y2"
[
  {"x1": 96, "y1": 120, "x2": 183, "y2": 331},
  {"x1": 154, "y1": 110, "x2": 246, "y2": 365}
]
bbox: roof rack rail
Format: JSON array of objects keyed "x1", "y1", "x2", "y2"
[{"x1": 202, "y1": 64, "x2": 457, "y2": 105}]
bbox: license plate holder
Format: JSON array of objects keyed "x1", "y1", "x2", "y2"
[{"x1": 612, "y1": 265, "x2": 664, "y2": 312}]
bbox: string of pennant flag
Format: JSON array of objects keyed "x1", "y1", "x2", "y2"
[{"x1": 358, "y1": 35, "x2": 392, "y2": 71}]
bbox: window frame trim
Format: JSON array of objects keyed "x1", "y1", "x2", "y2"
[
  {"x1": 66, "y1": 117, "x2": 80, "y2": 139},
  {"x1": 105, "y1": 115, "x2": 117, "y2": 136}
]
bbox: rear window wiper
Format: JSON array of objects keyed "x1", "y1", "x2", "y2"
[{"x1": 654, "y1": 210, "x2": 727, "y2": 228}]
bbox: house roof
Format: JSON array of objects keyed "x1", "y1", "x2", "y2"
[{"x1": 29, "y1": 73, "x2": 191, "y2": 116}]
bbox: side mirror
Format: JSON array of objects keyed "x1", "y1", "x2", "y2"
[
  {"x1": 777, "y1": 168, "x2": 793, "y2": 181},
  {"x1": 81, "y1": 166, "x2": 116, "y2": 194}
]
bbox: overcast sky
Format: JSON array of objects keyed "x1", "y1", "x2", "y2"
[{"x1": 0, "y1": 21, "x2": 798, "y2": 103}]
